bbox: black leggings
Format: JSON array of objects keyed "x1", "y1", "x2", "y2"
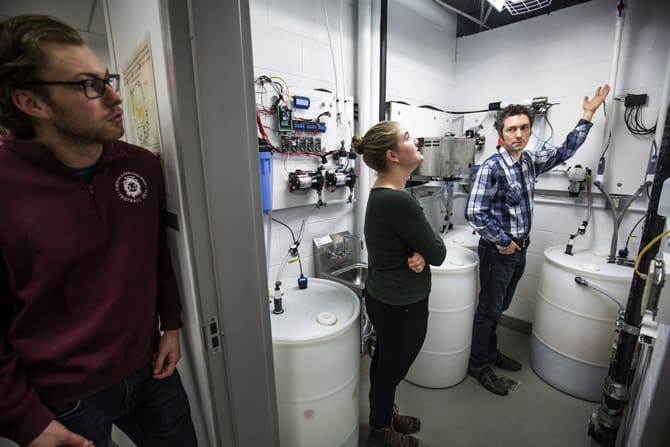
[{"x1": 366, "y1": 294, "x2": 429, "y2": 429}]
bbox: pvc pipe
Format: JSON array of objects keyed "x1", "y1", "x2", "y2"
[
  {"x1": 356, "y1": 0, "x2": 374, "y2": 262},
  {"x1": 596, "y1": 3, "x2": 626, "y2": 185},
  {"x1": 266, "y1": 212, "x2": 273, "y2": 273}
]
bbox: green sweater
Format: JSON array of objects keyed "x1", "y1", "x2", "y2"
[{"x1": 364, "y1": 188, "x2": 447, "y2": 305}]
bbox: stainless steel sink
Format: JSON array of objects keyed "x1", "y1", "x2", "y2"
[{"x1": 320, "y1": 262, "x2": 367, "y2": 295}]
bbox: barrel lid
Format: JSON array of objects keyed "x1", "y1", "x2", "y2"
[
  {"x1": 544, "y1": 246, "x2": 633, "y2": 279},
  {"x1": 433, "y1": 244, "x2": 478, "y2": 273},
  {"x1": 270, "y1": 278, "x2": 360, "y2": 343},
  {"x1": 442, "y1": 225, "x2": 480, "y2": 249}
]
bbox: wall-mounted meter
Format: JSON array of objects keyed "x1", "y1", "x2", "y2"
[{"x1": 293, "y1": 95, "x2": 311, "y2": 110}]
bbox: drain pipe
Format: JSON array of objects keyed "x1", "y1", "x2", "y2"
[{"x1": 588, "y1": 102, "x2": 670, "y2": 446}]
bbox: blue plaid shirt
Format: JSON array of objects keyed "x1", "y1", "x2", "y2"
[{"x1": 465, "y1": 119, "x2": 593, "y2": 247}]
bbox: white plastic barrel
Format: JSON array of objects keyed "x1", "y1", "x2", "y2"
[
  {"x1": 531, "y1": 246, "x2": 630, "y2": 401},
  {"x1": 406, "y1": 245, "x2": 479, "y2": 388},
  {"x1": 417, "y1": 191, "x2": 447, "y2": 233},
  {"x1": 270, "y1": 278, "x2": 360, "y2": 447},
  {"x1": 442, "y1": 224, "x2": 480, "y2": 250}
]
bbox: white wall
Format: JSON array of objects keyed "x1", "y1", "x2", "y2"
[
  {"x1": 249, "y1": 0, "x2": 460, "y2": 284},
  {"x1": 450, "y1": 0, "x2": 670, "y2": 323},
  {"x1": 386, "y1": 0, "x2": 458, "y2": 108},
  {"x1": 249, "y1": 0, "x2": 670, "y2": 324},
  {"x1": 454, "y1": 0, "x2": 670, "y2": 195}
]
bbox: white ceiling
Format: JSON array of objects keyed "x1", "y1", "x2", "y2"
[{"x1": 0, "y1": 0, "x2": 106, "y2": 35}]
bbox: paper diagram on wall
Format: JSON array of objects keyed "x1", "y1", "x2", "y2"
[{"x1": 122, "y1": 36, "x2": 163, "y2": 154}]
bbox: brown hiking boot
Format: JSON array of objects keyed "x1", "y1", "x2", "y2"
[
  {"x1": 392, "y1": 403, "x2": 421, "y2": 434},
  {"x1": 368, "y1": 426, "x2": 419, "y2": 447}
]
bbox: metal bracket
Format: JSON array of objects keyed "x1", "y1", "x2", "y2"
[
  {"x1": 639, "y1": 310, "x2": 658, "y2": 346},
  {"x1": 207, "y1": 316, "x2": 222, "y2": 353},
  {"x1": 616, "y1": 319, "x2": 640, "y2": 336}
]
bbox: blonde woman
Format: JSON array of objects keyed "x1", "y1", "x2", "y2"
[{"x1": 353, "y1": 121, "x2": 446, "y2": 447}]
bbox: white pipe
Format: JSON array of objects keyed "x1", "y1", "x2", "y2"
[
  {"x1": 596, "y1": 4, "x2": 626, "y2": 185},
  {"x1": 265, "y1": 212, "x2": 272, "y2": 274},
  {"x1": 356, "y1": 0, "x2": 374, "y2": 262},
  {"x1": 653, "y1": 45, "x2": 670, "y2": 153}
]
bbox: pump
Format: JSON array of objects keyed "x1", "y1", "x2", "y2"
[
  {"x1": 288, "y1": 168, "x2": 324, "y2": 207},
  {"x1": 325, "y1": 167, "x2": 357, "y2": 203},
  {"x1": 567, "y1": 165, "x2": 589, "y2": 197}
]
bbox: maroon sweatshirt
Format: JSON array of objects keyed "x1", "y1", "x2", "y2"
[{"x1": 0, "y1": 136, "x2": 183, "y2": 445}]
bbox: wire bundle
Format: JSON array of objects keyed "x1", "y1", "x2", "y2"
[{"x1": 623, "y1": 102, "x2": 656, "y2": 136}]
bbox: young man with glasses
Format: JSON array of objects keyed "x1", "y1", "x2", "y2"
[
  {"x1": 465, "y1": 85, "x2": 610, "y2": 396},
  {"x1": 0, "y1": 15, "x2": 197, "y2": 446}
]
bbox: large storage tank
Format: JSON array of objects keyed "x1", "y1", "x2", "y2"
[
  {"x1": 270, "y1": 278, "x2": 360, "y2": 447},
  {"x1": 442, "y1": 224, "x2": 480, "y2": 250},
  {"x1": 406, "y1": 245, "x2": 478, "y2": 388},
  {"x1": 531, "y1": 246, "x2": 630, "y2": 401}
]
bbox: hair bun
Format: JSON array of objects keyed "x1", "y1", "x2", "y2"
[{"x1": 351, "y1": 135, "x2": 364, "y2": 155}]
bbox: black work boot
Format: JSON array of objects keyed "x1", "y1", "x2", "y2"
[
  {"x1": 492, "y1": 350, "x2": 522, "y2": 371},
  {"x1": 368, "y1": 426, "x2": 419, "y2": 447},
  {"x1": 469, "y1": 364, "x2": 508, "y2": 396},
  {"x1": 392, "y1": 403, "x2": 421, "y2": 434}
]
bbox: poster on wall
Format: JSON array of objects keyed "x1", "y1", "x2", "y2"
[{"x1": 122, "y1": 36, "x2": 163, "y2": 155}]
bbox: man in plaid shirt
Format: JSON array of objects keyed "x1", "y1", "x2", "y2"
[{"x1": 465, "y1": 85, "x2": 610, "y2": 395}]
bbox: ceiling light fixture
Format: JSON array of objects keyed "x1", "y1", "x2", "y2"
[{"x1": 485, "y1": 0, "x2": 553, "y2": 15}]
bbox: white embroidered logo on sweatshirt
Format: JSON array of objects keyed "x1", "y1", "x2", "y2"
[{"x1": 115, "y1": 172, "x2": 148, "y2": 203}]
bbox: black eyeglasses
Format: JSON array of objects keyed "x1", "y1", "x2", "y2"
[{"x1": 26, "y1": 74, "x2": 120, "y2": 99}]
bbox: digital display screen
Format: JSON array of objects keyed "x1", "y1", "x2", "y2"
[{"x1": 294, "y1": 96, "x2": 310, "y2": 109}]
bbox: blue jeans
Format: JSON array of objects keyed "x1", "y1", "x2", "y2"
[
  {"x1": 46, "y1": 362, "x2": 197, "y2": 447},
  {"x1": 470, "y1": 239, "x2": 526, "y2": 368}
]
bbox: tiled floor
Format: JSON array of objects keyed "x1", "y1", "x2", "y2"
[{"x1": 358, "y1": 326, "x2": 598, "y2": 447}]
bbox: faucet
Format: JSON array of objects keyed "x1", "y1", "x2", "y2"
[
  {"x1": 326, "y1": 234, "x2": 360, "y2": 259},
  {"x1": 343, "y1": 234, "x2": 361, "y2": 258}
]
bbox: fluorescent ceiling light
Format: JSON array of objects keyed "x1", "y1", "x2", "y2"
[
  {"x1": 485, "y1": 0, "x2": 553, "y2": 15},
  {"x1": 485, "y1": 0, "x2": 506, "y2": 12}
]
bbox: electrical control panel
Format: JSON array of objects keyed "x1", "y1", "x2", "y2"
[{"x1": 255, "y1": 78, "x2": 355, "y2": 210}]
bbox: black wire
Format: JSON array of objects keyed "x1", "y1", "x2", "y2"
[
  {"x1": 623, "y1": 105, "x2": 656, "y2": 135},
  {"x1": 541, "y1": 105, "x2": 555, "y2": 147},
  {"x1": 600, "y1": 132, "x2": 612, "y2": 157},
  {"x1": 272, "y1": 217, "x2": 304, "y2": 275},
  {"x1": 444, "y1": 108, "x2": 490, "y2": 114},
  {"x1": 272, "y1": 217, "x2": 296, "y2": 243},
  {"x1": 625, "y1": 213, "x2": 648, "y2": 251}
]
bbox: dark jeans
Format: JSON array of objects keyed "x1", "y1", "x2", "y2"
[
  {"x1": 46, "y1": 362, "x2": 197, "y2": 447},
  {"x1": 470, "y1": 239, "x2": 527, "y2": 368},
  {"x1": 366, "y1": 294, "x2": 428, "y2": 429}
]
